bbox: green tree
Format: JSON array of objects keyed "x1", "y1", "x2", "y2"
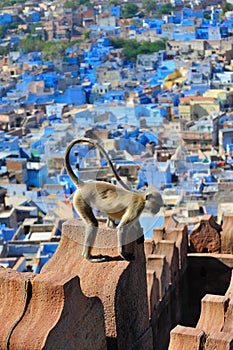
[
  {"x1": 83, "y1": 29, "x2": 91, "y2": 39},
  {"x1": 123, "y1": 39, "x2": 139, "y2": 60},
  {"x1": 157, "y1": 3, "x2": 175, "y2": 15},
  {"x1": 122, "y1": 3, "x2": 139, "y2": 18},
  {"x1": 19, "y1": 35, "x2": 44, "y2": 53},
  {"x1": 142, "y1": 0, "x2": 156, "y2": 17},
  {"x1": 110, "y1": 38, "x2": 166, "y2": 61},
  {"x1": 108, "y1": 0, "x2": 120, "y2": 5},
  {"x1": 63, "y1": 0, "x2": 80, "y2": 10},
  {"x1": 0, "y1": 0, "x2": 25, "y2": 9},
  {"x1": 222, "y1": 2, "x2": 233, "y2": 14},
  {"x1": 42, "y1": 42, "x2": 67, "y2": 61}
]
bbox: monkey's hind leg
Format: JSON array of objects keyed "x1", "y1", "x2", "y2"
[
  {"x1": 77, "y1": 199, "x2": 108, "y2": 262},
  {"x1": 117, "y1": 207, "x2": 145, "y2": 261}
]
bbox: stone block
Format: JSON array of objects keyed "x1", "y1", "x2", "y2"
[
  {"x1": 0, "y1": 267, "x2": 34, "y2": 349},
  {"x1": 205, "y1": 331, "x2": 233, "y2": 350},
  {"x1": 168, "y1": 325, "x2": 204, "y2": 350},
  {"x1": 147, "y1": 254, "x2": 169, "y2": 299},
  {"x1": 196, "y1": 294, "x2": 229, "y2": 334},
  {"x1": 226, "y1": 271, "x2": 233, "y2": 300},
  {"x1": 223, "y1": 300, "x2": 233, "y2": 333},
  {"x1": 221, "y1": 213, "x2": 233, "y2": 254},
  {"x1": 146, "y1": 269, "x2": 160, "y2": 317},
  {"x1": 153, "y1": 227, "x2": 164, "y2": 243},
  {"x1": 40, "y1": 219, "x2": 151, "y2": 350},
  {"x1": 164, "y1": 211, "x2": 178, "y2": 229},
  {"x1": 164, "y1": 227, "x2": 188, "y2": 270},
  {"x1": 9, "y1": 273, "x2": 107, "y2": 350},
  {"x1": 190, "y1": 215, "x2": 222, "y2": 253},
  {"x1": 144, "y1": 238, "x2": 155, "y2": 256},
  {"x1": 154, "y1": 240, "x2": 179, "y2": 284}
]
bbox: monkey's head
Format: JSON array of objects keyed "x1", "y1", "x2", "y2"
[{"x1": 145, "y1": 186, "x2": 164, "y2": 215}]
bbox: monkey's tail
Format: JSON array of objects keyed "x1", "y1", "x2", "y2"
[
  {"x1": 64, "y1": 138, "x2": 84, "y2": 186},
  {"x1": 65, "y1": 137, "x2": 131, "y2": 191}
]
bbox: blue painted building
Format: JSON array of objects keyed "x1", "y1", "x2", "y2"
[
  {"x1": 0, "y1": 13, "x2": 12, "y2": 24},
  {"x1": 27, "y1": 162, "x2": 48, "y2": 187},
  {"x1": 0, "y1": 132, "x2": 19, "y2": 152},
  {"x1": 110, "y1": 5, "x2": 121, "y2": 17}
]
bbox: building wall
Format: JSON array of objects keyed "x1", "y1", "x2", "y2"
[{"x1": 193, "y1": 101, "x2": 220, "y2": 117}]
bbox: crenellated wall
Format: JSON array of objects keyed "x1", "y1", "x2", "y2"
[
  {"x1": 145, "y1": 218, "x2": 189, "y2": 350},
  {"x1": 169, "y1": 271, "x2": 233, "y2": 349},
  {"x1": 0, "y1": 213, "x2": 232, "y2": 350}
]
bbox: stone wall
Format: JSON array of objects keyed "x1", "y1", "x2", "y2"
[
  {"x1": 0, "y1": 212, "x2": 233, "y2": 349},
  {"x1": 0, "y1": 220, "x2": 152, "y2": 350},
  {"x1": 169, "y1": 271, "x2": 233, "y2": 350}
]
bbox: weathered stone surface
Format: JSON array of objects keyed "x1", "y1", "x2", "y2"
[
  {"x1": 221, "y1": 213, "x2": 233, "y2": 254},
  {"x1": 144, "y1": 238, "x2": 155, "y2": 256},
  {"x1": 153, "y1": 227, "x2": 165, "y2": 243},
  {"x1": 154, "y1": 240, "x2": 179, "y2": 284},
  {"x1": 223, "y1": 300, "x2": 233, "y2": 333},
  {"x1": 164, "y1": 227, "x2": 188, "y2": 270},
  {"x1": 153, "y1": 222, "x2": 188, "y2": 271},
  {"x1": 196, "y1": 294, "x2": 229, "y2": 334},
  {"x1": 130, "y1": 326, "x2": 153, "y2": 350},
  {"x1": 164, "y1": 211, "x2": 178, "y2": 229},
  {"x1": 168, "y1": 325, "x2": 204, "y2": 350},
  {"x1": 226, "y1": 271, "x2": 233, "y2": 300},
  {"x1": 190, "y1": 215, "x2": 222, "y2": 253},
  {"x1": 205, "y1": 331, "x2": 233, "y2": 350},
  {"x1": 146, "y1": 269, "x2": 160, "y2": 317},
  {"x1": 147, "y1": 254, "x2": 169, "y2": 299},
  {"x1": 9, "y1": 273, "x2": 107, "y2": 350},
  {"x1": 0, "y1": 267, "x2": 34, "y2": 349},
  {"x1": 40, "y1": 219, "x2": 151, "y2": 350}
]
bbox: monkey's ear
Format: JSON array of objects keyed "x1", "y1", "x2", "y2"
[{"x1": 146, "y1": 194, "x2": 152, "y2": 200}]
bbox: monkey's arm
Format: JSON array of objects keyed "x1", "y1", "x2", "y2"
[{"x1": 116, "y1": 195, "x2": 146, "y2": 261}]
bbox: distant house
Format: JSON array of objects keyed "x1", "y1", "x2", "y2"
[
  {"x1": 82, "y1": 10, "x2": 95, "y2": 27},
  {"x1": 95, "y1": 63, "x2": 121, "y2": 89},
  {"x1": 0, "y1": 13, "x2": 12, "y2": 24},
  {"x1": 138, "y1": 160, "x2": 172, "y2": 189},
  {"x1": 103, "y1": 90, "x2": 125, "y2": 103},
  {"x1": 136, "y1": 53, "x2": 158, "y2": 71},
  {"x1": 110, "y1": 5, "x2": 121, "y2": 18},
  {"x1": 94, "y1": 111, "x2": 116, "y2": 125},
  {"x1": 173, "y1": 25, "x2": 196, "y2": 41},
  {"x1": 5, "y1": 158, "x2": 28, "y2": 184},
  {"x1": 161, "y1": 23, "x2": 175, "y2": 40},
  {"x1": 23, "y1": 10, "x2": 40, "y2": 23},
  {"x1": 181, "y1": 130, "x2": 213, "y2": 151},
  {"x1": 92, "y1": 82, "x2": 111, "y2": 96},
  {"x1": 0, "y1": 132, "x2": 19, "y2": 152},
  {"x1": 219, "y1": 128, "x2": 233, "y2": 155},
  {"x1": 179, "y1": 95, "x2": 220, "y2": 120},
  {"x1": 96, "y1": 14, "x2": 116, "y2": 27},
  {"x1": 73, "y1": 108, "x2": 94, "y2": 128},
  {"x1": 136, "y1": 104, "x2": 167, "y2": 127},
  {"x1": 204, "y1": 89, "x2": 233, "y2": 110},
  {"x1": 27, "y1": 162, "x2": 47, "y2": 188}
]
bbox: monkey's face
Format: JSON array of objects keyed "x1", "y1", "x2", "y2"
[{"x1": 145, "y1": 191, "x2": 164, "y2": 215}]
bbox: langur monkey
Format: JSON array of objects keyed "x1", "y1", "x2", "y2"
[{"x1": 65, "y1": 137, "x2": 164, "y2": 262}]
